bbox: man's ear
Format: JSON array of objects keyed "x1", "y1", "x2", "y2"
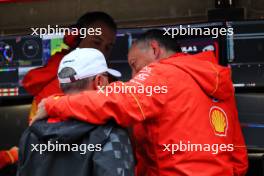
[
  {"x1": 93, "y1": 75, "x2": 104, "y2": 90},
  {"x1": 150, "y1": 40, "x2": 161, "y2": 59}
]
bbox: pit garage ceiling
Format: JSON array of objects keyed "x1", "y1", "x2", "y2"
[{"x1": 0, "y1": 0, "x2": 264, "y2": 34}]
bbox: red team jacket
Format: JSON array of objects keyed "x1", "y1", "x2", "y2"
[
  {"x1": 44, "y1": 51, "x2": 248, "y2": 176},
  {"x1": 45, "y1": 52, "x2": 248, "y2": 176}
]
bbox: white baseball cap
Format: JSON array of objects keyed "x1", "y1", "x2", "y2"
[{"x1": 58, "y1": 48, "x2": 121, "y2": 83}]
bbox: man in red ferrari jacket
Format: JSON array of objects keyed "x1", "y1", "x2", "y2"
[
  {"x1": 0, "y1": 11, "x2": 118, "y2": 170},
  {"x1": 33, "y1": 29, "x2": 248, "y2": 176}
]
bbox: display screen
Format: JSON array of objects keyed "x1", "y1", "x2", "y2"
[{"x1": 226, "y1": 20, "x2": 264, "y2": 88}]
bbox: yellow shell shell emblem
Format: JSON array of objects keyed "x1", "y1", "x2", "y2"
[{"x1": 209, "y1": 106, "x2": 228, "y2": 136}]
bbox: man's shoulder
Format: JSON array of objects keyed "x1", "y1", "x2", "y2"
[{"x1": 98, "y1": 121, "x2": 129, "y2": 139}]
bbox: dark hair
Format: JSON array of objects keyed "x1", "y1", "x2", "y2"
[
  {"x1": 135, "y1": 29, "x2": 182, "y2": 53},
  {"x1": 77, "y1": 11, "x2": 117, "y2": 32},
  {"x1": 58, "y1": 67, "x2": 92, "y2": 93}
]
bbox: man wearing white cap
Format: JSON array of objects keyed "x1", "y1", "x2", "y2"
[
  {"x1": 17, "y1": 48, "x2": 134, "y2": 176},
  {"x1": 57, "y1": 48, "x2": 121, "y2": 89}
]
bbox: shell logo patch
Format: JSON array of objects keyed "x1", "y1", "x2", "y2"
[{"x1": 209, "y1": 106, "x2": 228, "y2": 136}]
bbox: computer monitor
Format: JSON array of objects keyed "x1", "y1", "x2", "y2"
[
  {"x1": 226, "y1": 20, "x2": 264, "y2": 89},
  {"x1": 236, "y1": 93, "x2": 264, "y2": 149},
  {"x1": 0, "y1": 34, "x2": 70, "y2": 101}
]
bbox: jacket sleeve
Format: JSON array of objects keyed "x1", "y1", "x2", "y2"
[
  {"x1": 92, "y1": 128, "x2": 135, "y2": 176},
  {"x1": 0, "y1": 151, "x2": 12, "y2": 169},
  {"x1": 0, "y1": 147, "x2": 18, "y2": 169},
  {"x1": 231, "y1": 103, "x2": 248, "y2": 176},
  {"x1": 45, "y1": 67, "x2": 167, "y2": 127}
]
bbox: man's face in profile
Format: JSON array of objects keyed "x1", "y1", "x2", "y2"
[
  {"x1": 128, "y1": 44, "x2": 156, "y2": 77},
  {"x1": 78, "y1": 21, "x2": 116, "y2": 59}
]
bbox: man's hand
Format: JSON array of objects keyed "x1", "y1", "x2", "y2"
[{"x1": 30, "y1": 99, "x2": 48, "y2": 125}]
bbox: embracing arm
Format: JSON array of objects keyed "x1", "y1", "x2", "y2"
[
  {"x1": 44, "y1": 66, "x2": 167, "y2": 127},
  {"x1": 45, "y1": 81, "x2": 165, "y2": 127}
]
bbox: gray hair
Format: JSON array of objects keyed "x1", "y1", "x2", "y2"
[{"x1": 58, "y1": 67, "x2": 94, "y2": 93}]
